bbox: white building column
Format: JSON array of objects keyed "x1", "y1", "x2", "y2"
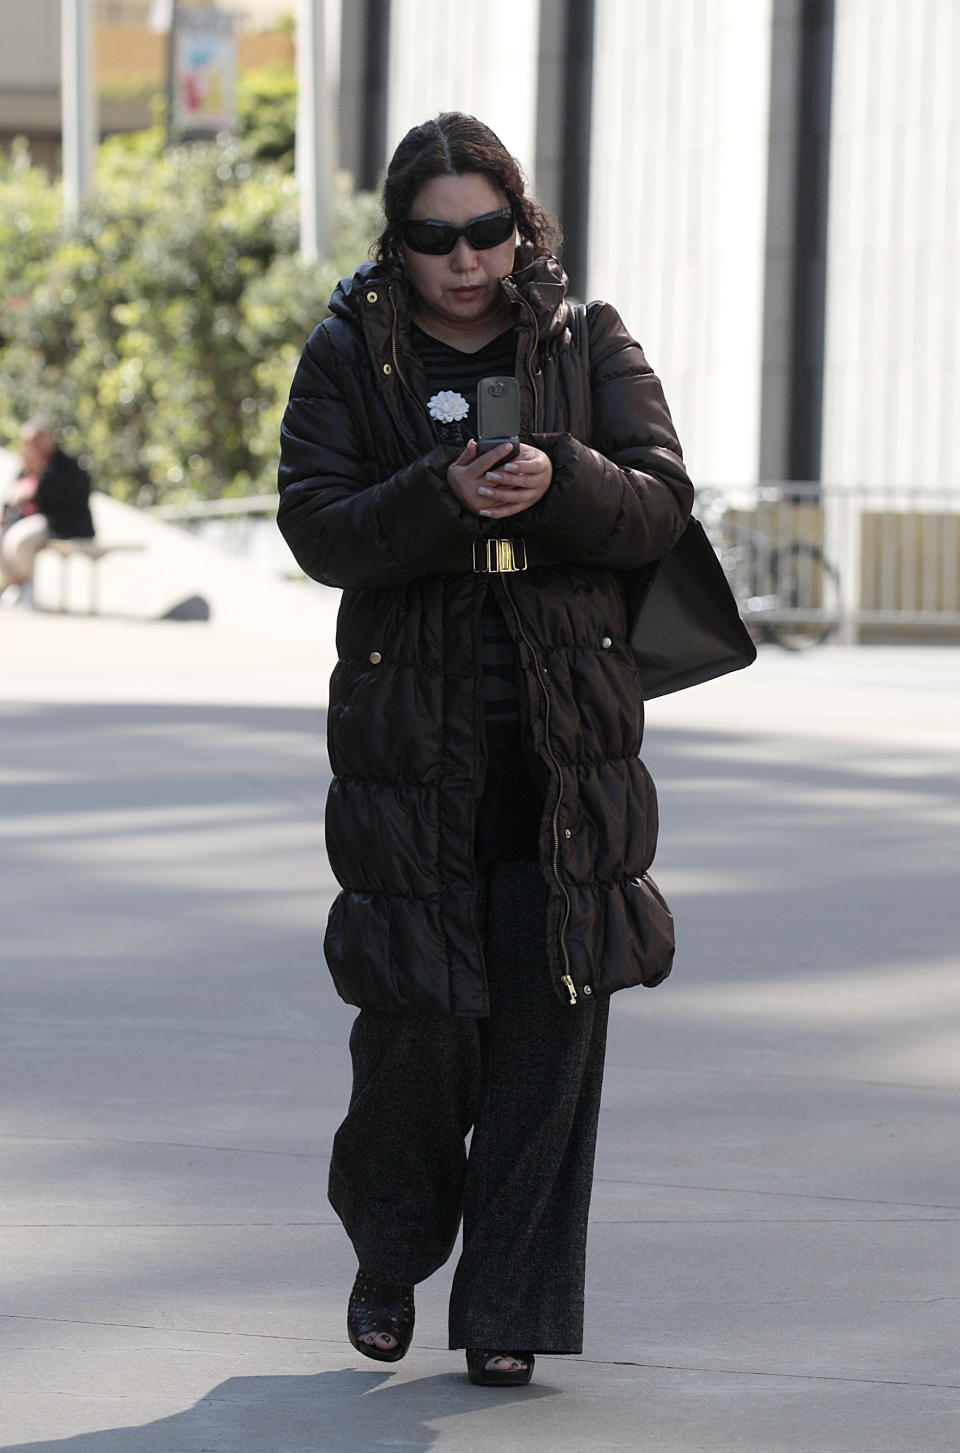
[
  {"x1": 588, "y1": 0, "x2": 775, "y2": 488},
  {"x1": 385, "y1": 0, "x2": 539, "y2": 182}
]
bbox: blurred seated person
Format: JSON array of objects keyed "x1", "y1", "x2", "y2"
[{"x1": 0, "y1": 422, "x2": 95, "y2": 608}]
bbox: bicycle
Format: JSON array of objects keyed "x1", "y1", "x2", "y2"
[{"x1": 697, "y1": 487, "x2": 842, "y2": 651}]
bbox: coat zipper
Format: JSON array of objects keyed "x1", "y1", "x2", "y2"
[
  {"x1": 388, "y1": 287, "x2": 432, "y2": 424},
  {"x1": 388, "y1": 280, "x2": 567, "y2": 997},
  {"x1": 499, "y1": 286, "x2": 573, "y2": 998},
  {"x1": 499, "y1": 577, "x2": 577, "y2": 1005}
]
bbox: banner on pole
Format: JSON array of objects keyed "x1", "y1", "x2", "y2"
[{"x1": 172, "y1": 7, "x2": 237, "y2": 136}]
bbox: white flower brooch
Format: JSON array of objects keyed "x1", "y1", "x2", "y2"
[{"x1": 427, "y1": 390, "x2": 469, "y2": 424}]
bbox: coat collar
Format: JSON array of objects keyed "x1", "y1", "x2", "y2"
[
  {"x1": 327, "y1": 248, "x2": 571, "y2": 446},
  {"x1": 328, "y1": 247, "x2": 571, "y2": 344}
]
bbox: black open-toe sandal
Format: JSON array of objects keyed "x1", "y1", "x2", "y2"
[
  {"x1": 466, "y1": 1349, "x2": 535, "y2": 1386},
  {"x1": 347, "y1": 1272, "x2": 415, "y2": 1363}
]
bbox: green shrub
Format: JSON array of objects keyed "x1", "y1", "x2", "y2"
[
  {"x1": 235, "y1": 64, "x2": 297, "y2": 166},
  {"x1": 0, "y1": 123, "x2": 381, "y2": 504},
  {"x1": 0, "y1": 139, "x2": 64, "y2": 335}
]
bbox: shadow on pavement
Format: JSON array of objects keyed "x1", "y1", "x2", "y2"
[
  {"x1": 2, "y1": 686, "x2": 959, "y2": 1444},
  {"x1": 1, "y1": 1367, "x2": 557, "y2": 1453},
  {"x1": 643, "y1": 720, "x2": 959, "y2": 978}
]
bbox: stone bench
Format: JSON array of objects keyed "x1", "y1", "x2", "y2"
[{"x1": 42, "y1": 538, "x2": 145, "y2": 614}]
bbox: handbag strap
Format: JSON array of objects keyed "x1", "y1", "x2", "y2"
[
  {"x1": 570, "y1": 301, "x2": 589, "y2": 364},
  {"x1": 569, "y1": 301, "x2": 592, "y2": 442}
]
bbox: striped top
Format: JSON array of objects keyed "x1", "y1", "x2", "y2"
[
  {"x1": 410, "y1": 322, "x2": 543, "y2": 862},
  {"x1": 411, "y1": 322, "x2": 517, "y2": 447},
  {"x1": 410, "y1": 323, "x2": 521, "y2": 724}
]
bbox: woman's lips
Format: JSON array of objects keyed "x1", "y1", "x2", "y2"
[{"x1": 451, "y1": 285, "x2": 482, "y2": 300}]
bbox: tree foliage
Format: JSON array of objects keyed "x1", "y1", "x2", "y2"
[
  {"x1": 0, "y1": 75, "x2": 380, "y2": 504},
  {"x1": 234, "y1": 63, "x2": 297, "y2": 167}
]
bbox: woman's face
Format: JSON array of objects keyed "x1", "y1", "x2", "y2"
[
  {"x1": 400, "y1": 172, "x2": 516, "y2": 334},
  {"x1": 21, "y1": 432, "x2": 53, "y2": 474}
]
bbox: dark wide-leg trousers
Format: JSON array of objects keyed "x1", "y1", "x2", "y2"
[{"x1": 327, "y1": 863, "x2": 610, "y2": 1354}]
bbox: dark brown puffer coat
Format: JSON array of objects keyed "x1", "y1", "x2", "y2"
[{"x1": 278, "y1": 250, "x2": 694, "y2": 1015}]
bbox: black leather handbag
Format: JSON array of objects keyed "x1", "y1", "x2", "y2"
[
  {"x1": 622, "y1": 518, "x2": 757, "y2": 699},
  {"x1": 571, "y1": 304, "x2": 756, "y2": 699}
]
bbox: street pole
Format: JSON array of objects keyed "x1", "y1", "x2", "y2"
[
  {"x1": 61, "y1": 0, "x2": 98, "y2": 219},
  {"x1": 164, "y1": 0, "x2": 179, "y2": 149},
  {"x1": 296, "y1": 0, "x2": 332, "y2": 263}
]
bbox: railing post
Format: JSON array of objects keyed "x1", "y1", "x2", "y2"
[
  {"x1": 296, "y1": 0, "x2": 333, "y2": 264},
  {"x1": 823, "y1": 483, "x2": 860, "y2": 644},
  {"x1": 61, "y1": 0, "x2": 98, "y2": 219}
]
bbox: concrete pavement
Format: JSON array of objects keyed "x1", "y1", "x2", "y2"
[{"x1": 1, "y1": 610, "x2": 959, "y2": 1451}]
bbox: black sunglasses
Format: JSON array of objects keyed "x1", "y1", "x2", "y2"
[{"x1": 401, "y1": 207, "x2": 515, "y2": 255}]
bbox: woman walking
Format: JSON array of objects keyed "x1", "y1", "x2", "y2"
[{"x1": 278, "y1": 113, "x2": 693, "y2": 1386}]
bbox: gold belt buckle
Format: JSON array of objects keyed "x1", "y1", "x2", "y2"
[{"x1": 472, "y1": 538, "x2": 528, "y2": 573}]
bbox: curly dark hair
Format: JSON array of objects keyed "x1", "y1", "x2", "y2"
[{"x1": 374, "y1": 112, "x2": 560, "y2": 272}]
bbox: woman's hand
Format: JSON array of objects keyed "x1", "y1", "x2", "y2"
[{"x1": 447, "y1": 440, "x2": 552, "y2": 519}]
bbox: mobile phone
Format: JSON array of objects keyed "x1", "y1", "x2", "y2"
[{"x1": 476, "y1": 376, "x2": 520, "y2": 465}]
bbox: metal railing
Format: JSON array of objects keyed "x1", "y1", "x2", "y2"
[
  {"x1": 697, "y1": 486, "x2": 840, "y2": 650},
  {"x1": 152, "y1": 494, "x2": 295, "y2": 575},
  {"x1": 95, "y1": 1, "x2": 280, "y2": 31},
  {"x1": 95, "y1": 1, "x2": 154, "y2": 22},
  {"x1": 700, "y1": 482, "x2": 960, "y2": 645},
  {"x1": 153, "y1": 484, "x2": 960, "y2": 644}
]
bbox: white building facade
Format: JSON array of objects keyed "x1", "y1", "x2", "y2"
[
  {"x1": 347, "y1": 0, "x2": 956, "y2": 504},
  {"x1": 822, "y1": 0, "x2": 960, "y2": 493}
]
